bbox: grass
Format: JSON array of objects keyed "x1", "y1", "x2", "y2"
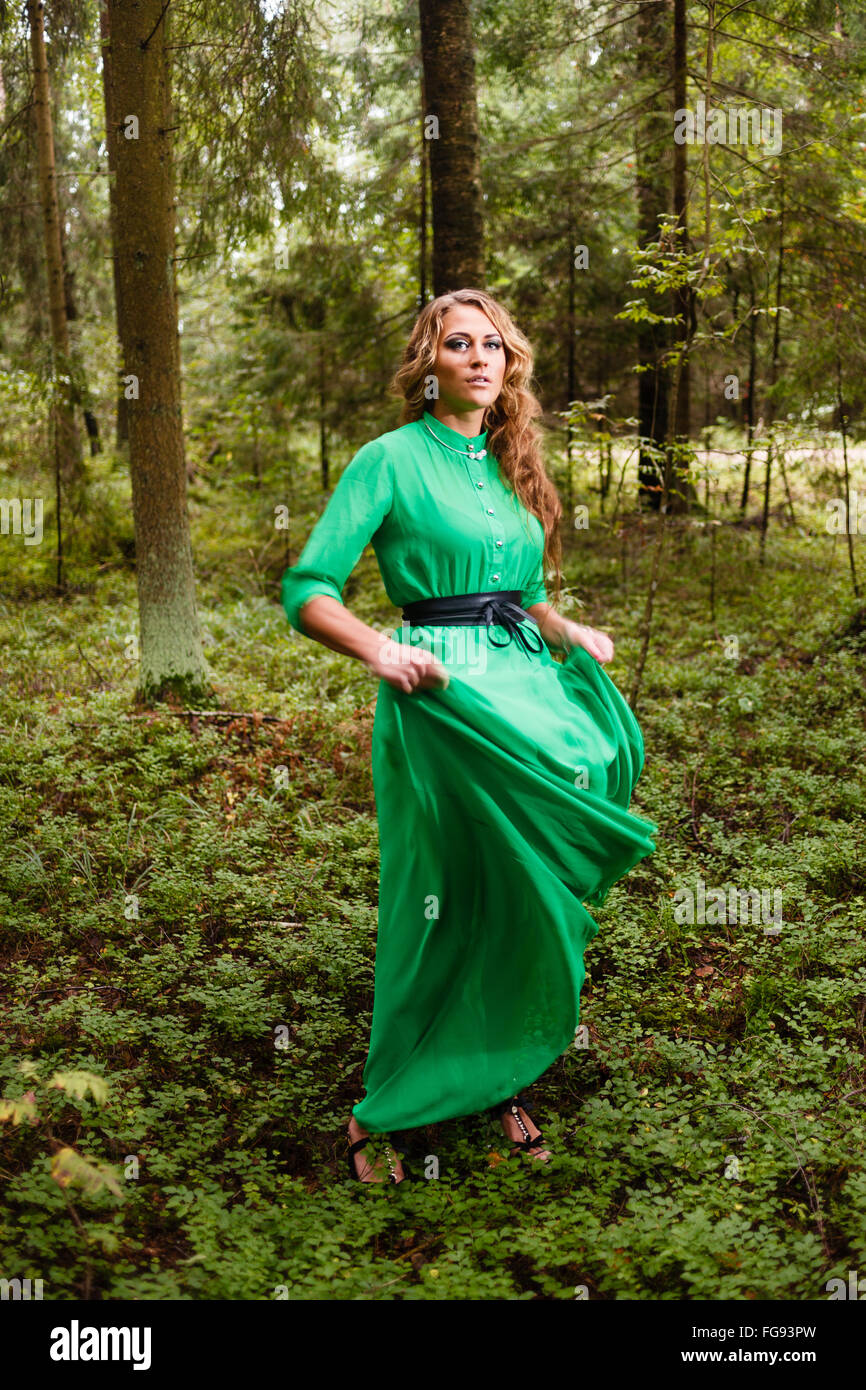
[{"x1": 1, "y1": 436, "x2": 865, "y2": 1299}]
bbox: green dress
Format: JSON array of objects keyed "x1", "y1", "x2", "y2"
[{"x1": 281, "y1": 410, "x2": 657, "y2": 1132}]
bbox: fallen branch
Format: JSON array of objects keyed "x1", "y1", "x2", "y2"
[{"x1": 68, "y1": 710, "x2": 288, "y2": 726}]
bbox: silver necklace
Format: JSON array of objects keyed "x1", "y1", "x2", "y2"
[{"x1": 423, "y1": 417, "x2": 487, "y2": 461}]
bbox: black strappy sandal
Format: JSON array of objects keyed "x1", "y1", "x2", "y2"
[
  {"x1": 346, "y1": 1131, "x2": 411, "y2": 1184},
  {"x1": 492, "y1": 1094, "x2": 551, "y2": 1160}
]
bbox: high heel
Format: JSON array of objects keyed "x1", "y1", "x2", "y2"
[
  {"x1": 492, "y1": 1094, "x2": 551, "y2": 1160},
  {"x1": 346, "y1": 1130, "x2": 410, "y2": 1183}
]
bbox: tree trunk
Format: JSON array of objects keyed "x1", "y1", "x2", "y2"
[
  {"x1": 634, "y1": 0, "x2": 671, "y2": 508},
  {"x1": 565, "y1": 206, "x2": 577, "y2": 516},
  {"x1": 835, "y1": 337, "x2": 859, "y2": 598},
  {"x1": 318, "y1": 332, "x2": 329, "y2": 492},
  {"x1": 759, "y1": 181, "x2": 785, "y2": 565},
  {"x1": 106, "y1": 0, "x2": 209, "y2": 703},
  {"x1": 99, "y1": 0, "x2": 129, "y2": 448},
  {"x1": 740, "y1": 266, "x2": 758, "y2": 511},
  {"x1": 418, "y1": 0, "x2": 485, "y2": 294},
  {"x1": 419, "y1": 69, "x2": 429, "y2": 307},
  {"x1": 672, "y1": 0, "x2": 690, "y2": 446},
  {"x1": 60, "y1": 233, "x2": 102, "y2": 456},
  {"x1": 27, "y1": 0, "x2": 83, "y2": 502},
  {"x1": 668, "y1": 0, "x2": 697, "y2": 512}
]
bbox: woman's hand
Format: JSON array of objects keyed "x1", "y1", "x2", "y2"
[
  {"x1": 525, "y1": 603, "x2": 614, "y2": 663},
  {"x1": 366, "y1": 637, "x2": 450, "y2": 694},
  {"x1": 559, "y1": 619, "x2": 614, "y2": 664},
  {"x1": 295, "y1": 597, "x2": 450, "y2": 693}
]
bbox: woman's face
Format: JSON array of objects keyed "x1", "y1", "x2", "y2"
[{"x1": 432, "y1": 305, "x2": 506, "y2": 417}]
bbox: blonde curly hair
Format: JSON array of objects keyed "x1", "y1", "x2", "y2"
[{"x1": 389, "y1": 288, "x2": 562, "y2": 608}]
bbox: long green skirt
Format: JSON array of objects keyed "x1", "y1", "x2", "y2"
[{"x1": 351, "y1": 623, "x2": 657, "y2": 1133}]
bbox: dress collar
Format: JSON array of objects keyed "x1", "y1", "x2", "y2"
[{"x1": 421, "y1": 409, "x2": 488, "y2": 454}]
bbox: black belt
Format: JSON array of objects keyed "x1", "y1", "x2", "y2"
[{"x1": 401, "y1": 590, "x2": 545, "y2": 657}]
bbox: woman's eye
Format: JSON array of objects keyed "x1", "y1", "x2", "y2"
[{"x1": 446, "y1": 339, "x2": 501, "y2": 350}]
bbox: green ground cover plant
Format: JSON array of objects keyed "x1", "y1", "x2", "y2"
[{"x1": 1, "y1": 452, "x2": 865, "y2": 1300}]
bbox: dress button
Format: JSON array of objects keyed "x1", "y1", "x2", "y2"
[
  {"x1": 486, "y1": 508, "x2": 494, "y2": 515},
  {"x1": 476, "y1": 481, "x2": 484, "y2": 488},
  {"x1": 491, "y1": 573, "x2": 500, "y2": 581},
  {"x1": 496, "y1": 539, "x2": 503, "y2": 547}
]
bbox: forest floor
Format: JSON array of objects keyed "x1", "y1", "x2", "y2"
[{"x1": 2, "y1": 448, "x2": 866, "y2": 1299}]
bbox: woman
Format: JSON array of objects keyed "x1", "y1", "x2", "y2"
[{"x1": 281, "y1": 288, "x2": 657, "y2": 1183}]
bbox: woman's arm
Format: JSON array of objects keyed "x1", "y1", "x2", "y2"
[
  {"x1": 525, "y1": 602, "x2": 614, "y2": 664},
  {"x1": 281, "y1": 441, "x2": 446, "y2": 695},
  {"x1": 298, "y1": 595, "x2": 449, "y2": 694}
]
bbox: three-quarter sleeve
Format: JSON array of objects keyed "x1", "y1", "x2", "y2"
[{"x1": 280, "y1": 440, "x2": 394, "y2": 636}]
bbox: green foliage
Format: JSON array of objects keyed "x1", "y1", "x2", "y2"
[
  {"x1": 2, "y1": 0, "x2": 866, "y2": 1299},
  {"x1": 1, "y1": 445, "x2": 865, "y2": 1298}
]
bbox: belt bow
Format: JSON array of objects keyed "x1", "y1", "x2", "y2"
[
  {"x1": 401, "y1": 589, "x2": 545, "y2": 657},
  {"x1": 480, "y1": 595, "x2": 545, "y2": 656}
]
